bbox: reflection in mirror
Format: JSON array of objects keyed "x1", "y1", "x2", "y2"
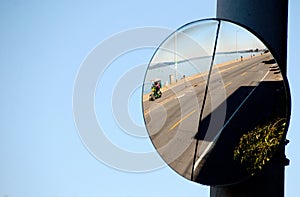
[{"x1": 142, "y1": 19, "x2": 290, "y2": 186}]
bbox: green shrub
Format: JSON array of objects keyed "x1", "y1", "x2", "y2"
[{"x1": 233, "y1": 118, "x2": 286, "y2": 176}]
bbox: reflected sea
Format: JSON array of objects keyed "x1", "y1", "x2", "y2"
[{"x1": 143, "y1": 52, "x2": 262, "y2": 93}]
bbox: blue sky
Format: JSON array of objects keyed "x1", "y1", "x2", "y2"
[{"x1": 0, "y1": 1, "x2": 299, "y2": 196}]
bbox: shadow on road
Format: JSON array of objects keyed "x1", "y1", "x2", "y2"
[
  {"x1": 262, "y1": 58, "x2": 276, "y2": 64},
  {"x1": 194, "y1": 79, "x2": 288, "y2": 186}
]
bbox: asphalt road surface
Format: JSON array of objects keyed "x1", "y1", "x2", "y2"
[{"x1": 143, "y1": 53, "x2": 284, "y2": 183}]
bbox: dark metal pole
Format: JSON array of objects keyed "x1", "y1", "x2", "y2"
[
  {"x1": 211, "y1": 1, "x2": 289, "y2": 196},
  {"x1": 216, "y1": 0, "x2": 288, "y2": 75}
]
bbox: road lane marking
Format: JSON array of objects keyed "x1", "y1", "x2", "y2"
[
  {"x1": 144, "y1": 56, "x2": 269, "y2": 116},
  {"x1": 241, "y1": 72, "x2": 247, "y2": 76},
  {"x1": 193, "y1": 70, "x2": 270, "y2": 172},
  {"x1": 219, "y1": 63, "x2": 241, "y2": 73},
  {"x1": 144, "y1": 81, "x2": 205, "y2": 116},
  {"x1": 224, "y1": 81, "x2": 232, "y2": 88},
  {"x1": 143, "y1": 97, "x2": 173, "y2": 115},
  {"x1": 168, "y1": 109, "x2": 196, "y2": 131},
  {"x1": 219, "y1": 54, "x2": 267, "y2": 74},
  {"x1": 177, "y1": 94, "x2": 185, "y2": 99}
]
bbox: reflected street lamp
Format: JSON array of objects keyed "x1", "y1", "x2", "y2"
[
  {"x1": 236, "y1": 29, "x2": 240, "y2": 60},
  {"x1": 174, "y1": 32, "x2": 178, "y2": 82}
]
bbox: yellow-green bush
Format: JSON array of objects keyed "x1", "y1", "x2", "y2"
[{"x1": 233, "y1": 118, "x2": 286, "y2": 176}]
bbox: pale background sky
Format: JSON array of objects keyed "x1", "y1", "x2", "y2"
[{"x1": 0, "y1": 1, "x2": 299, "y2": 196}]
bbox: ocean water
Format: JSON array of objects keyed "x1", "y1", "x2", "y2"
[{"x1": 143, "y1": 52, "x2": 262, "y2": 93}]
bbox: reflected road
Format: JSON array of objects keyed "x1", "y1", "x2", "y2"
[{"x1": 143, "y1": 53, "x2": 281, "y2": 180}]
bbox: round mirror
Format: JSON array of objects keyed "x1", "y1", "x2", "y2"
[{"x1": 142, "y1": 19, "x2": 290, "y2": 186}]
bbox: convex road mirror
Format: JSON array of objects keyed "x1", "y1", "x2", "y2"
[{"x1": 142, "y1": 19, "x2": 290, "y2": 186}]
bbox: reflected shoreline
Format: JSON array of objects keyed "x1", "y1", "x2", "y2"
[{"x1": 143, "y1": 52, "x2": 269, "y2": 102}]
